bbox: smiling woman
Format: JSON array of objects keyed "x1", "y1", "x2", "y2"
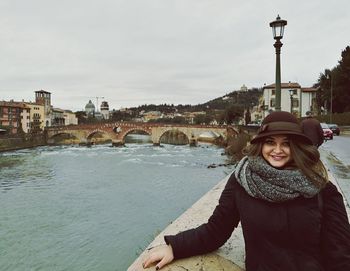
[{"x1": 143, "y1": 111, "x2": 350, "y2": 271}]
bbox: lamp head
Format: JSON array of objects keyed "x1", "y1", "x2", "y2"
[{"x1": 270, "y1": 15, "x2": 287, "y2": 40}]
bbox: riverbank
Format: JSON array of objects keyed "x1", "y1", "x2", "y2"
[
  {"x1": 128, "y1": 157, "x2": 350, "y2": 271},
  {"x1": 0, "y1": 133, "x2": 46, "y2": 152}
]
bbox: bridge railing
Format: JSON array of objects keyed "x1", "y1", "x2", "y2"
[{"x1": 45, "y1": 122, "x2": 232, "y2": 131}]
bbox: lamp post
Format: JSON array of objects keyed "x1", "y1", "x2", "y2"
[
  {"x1": 270, "y1": 15, "x2": 287, "y2": 111},
  {"x1": 326, "y1": 73, "x2": 333, "y2": 123},
  {"x1": 289, "y1": 89, "x2": 293, "y2": 114}
]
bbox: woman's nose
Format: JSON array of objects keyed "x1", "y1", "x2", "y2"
[{"x1": 273, "y1": 144, "x2": 283, "y2": 152}]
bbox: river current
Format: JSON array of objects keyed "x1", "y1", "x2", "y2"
[{"x1": 0, "y1": 136, "x2": 234, "y2": 271}]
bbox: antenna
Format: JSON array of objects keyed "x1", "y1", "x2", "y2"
[{"x1": 95, "y1": 96, "x2": 104, "y2": 112}]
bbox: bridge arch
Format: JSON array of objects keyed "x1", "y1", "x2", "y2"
[
  {"x1": 158, "y1": 128, "x2": 190, "y2": 145},
  {"x1": 121, "y1": 128, "x2": 152, "y2": 144},
  {"x1": 87, "y1": 129, "x2": 113, "y2": 144},
  {"x1": 197, "y1": 130, "x2": 224, "y2": 143},
  {"x1": 122, "y1": 128, "x2": 151, "y2": 137}
]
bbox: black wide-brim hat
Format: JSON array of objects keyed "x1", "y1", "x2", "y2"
[{"x1": 251, "y1": 111, "x2": 313, "y2": 145}]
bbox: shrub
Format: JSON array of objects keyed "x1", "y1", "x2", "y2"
[{"x1": 315, "y1": 112, "x2": 350, "y2": 125}]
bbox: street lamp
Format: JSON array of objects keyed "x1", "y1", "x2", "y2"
[
  {"x1": 326, "y1": 72, "x2": 333, "y2": 123},
  {"x1": 270, "y1": 15, "x2": 287, "y2": 111},
  {"x1": 289, "y1": 89, "x2": 293, "y2": 114}
]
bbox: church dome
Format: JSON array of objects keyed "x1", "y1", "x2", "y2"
[{"x1": 85, "y1": 100, "x2": 95, "y2": 110}]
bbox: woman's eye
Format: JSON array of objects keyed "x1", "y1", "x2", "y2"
[
  {"x1": 282, "y1": 142, "x2": 290, "y2": 147},
  {"x1": 265, "y1": 140, "x2": 274, "y2": 145}
]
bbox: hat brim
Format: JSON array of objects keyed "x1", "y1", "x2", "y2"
[{"x1": 251, "y1": 130, "x2": 313, "y2": 145}]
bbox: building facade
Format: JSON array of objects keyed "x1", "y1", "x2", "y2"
[
  {"x1": 35, "y1": 90, "x2": 52, "y2": 127},
  {"x1": 20, "y1": 105, "x2": 31, "y2": 133},
  {"x1": 142, "y1": 111, "x2": 163, "y2": 122},
  {"x1": 262, "y1": 82, "x2": 317, "y2": 118},
  {"x1": 0, "y1": 101, "x2": 29, "y2": 134},
  {"x1": 100, "y1": 101, "x2": 110, "y2": 120},
  {"x1": 24, "y1": 103, "x2": 45, "y2": 131},
  {"x1": 51, "y1": 108, "x2": 65, "y2": 126},
  {"x1": 63, "y1": 110, "x2": 78, "y2": 125}
]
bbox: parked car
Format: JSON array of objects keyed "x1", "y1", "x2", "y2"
[
  {"x1": 328, "y1": 124, "x2": 340, "y2": 136},
  {"x1": 320, "y1": 123, "x2": 333, "y2": 140}
]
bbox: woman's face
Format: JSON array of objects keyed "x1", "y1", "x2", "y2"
[{"x1": 262, "y1": 135, "x2": 292, "y2": 168}]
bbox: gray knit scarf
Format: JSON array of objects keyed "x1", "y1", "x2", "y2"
[{"x1": 234, "y1": 156, "x2": 320, "y2": 202}]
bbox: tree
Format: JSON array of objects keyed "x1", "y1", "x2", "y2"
[
  {"x1": 220, "y1": 106, "x2": 244, "y2": 125},
  {"x1": 111, "y1": 111, "x2": 134, "y2": 121},
  {"x1": 245, "y1": 108, "x2": 251, "y2": 125},
  {"x1": 194, "y1": 114, "x2": 214, "y2": 125},
  {"x1": 336, "y1": 46, "x2": 350, "y2": 111},
  {"x1": 316, "y1": 46, "x2": 350, "y2": 113}
]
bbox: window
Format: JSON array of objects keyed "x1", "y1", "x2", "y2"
[
  {"x1": 292, "y1": 99, "x2": 299, "y2": 108},
  {"x1": 270, "y1": 98, "x2": 276, "y2": 107},
  {"x1": 271, "y1": 89, "x2": 276, "y2": 95}
]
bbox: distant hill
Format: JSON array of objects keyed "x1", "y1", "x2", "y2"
[
  {"x1": 133, "y1": 88, "x2": 263, "y2": 113},
  {"x1": 201, "y1": 88, "x2": 262, "y2": 111}
]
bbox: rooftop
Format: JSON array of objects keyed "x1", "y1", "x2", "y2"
[
  {"x1": 263, "y1": 82, "x2": 301, "y2": 89},
  {"x1": 35, "y1": 90, "x2": 51, "y2": 94}
]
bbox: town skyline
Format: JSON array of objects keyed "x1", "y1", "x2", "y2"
[{"x1": 1, "y1": 0, "x2": 349, "y2": 111}]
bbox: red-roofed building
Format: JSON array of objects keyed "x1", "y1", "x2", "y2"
[
  {"x1": 261, "y1": 82, "x2": 317, "y2": 118},
  {"x1": 0, "y1": 101, "x2": 31, "y2": 134}
]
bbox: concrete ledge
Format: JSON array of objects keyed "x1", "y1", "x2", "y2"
[{"x1": 131, "y1": 253, "x2": 243, "y2": 271}]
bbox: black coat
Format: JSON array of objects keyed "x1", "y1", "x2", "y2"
[{"x1": 165, "y1": 174, "x2": 350, "y2": 271}]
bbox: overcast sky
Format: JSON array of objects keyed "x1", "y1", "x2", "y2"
[{"x1": 1, "y1": 0, "x2": 349, "y2": 111}]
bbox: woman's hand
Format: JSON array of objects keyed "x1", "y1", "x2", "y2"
[{"x1": 142, "y1": 244, "x2": 174, "y2": 270}]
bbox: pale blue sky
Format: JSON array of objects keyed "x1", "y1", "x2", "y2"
[{"x1": 1, "y1": 0, "x2": 349, "y2": 111}]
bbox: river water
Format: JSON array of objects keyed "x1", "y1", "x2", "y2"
[{"x1": 0, "y1": 136, "x2": 234, "y2": 271}]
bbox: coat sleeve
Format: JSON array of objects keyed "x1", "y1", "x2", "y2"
[
  {"x1": 321, "y1": 182, "x2": 350, "y2": 271},
  {"x1": 164, "y1": 174, "x2": 240, "y2": 259}
]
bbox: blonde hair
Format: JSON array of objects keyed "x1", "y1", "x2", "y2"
[{"x1": 243, "y1": 137, "x2": 328, "y2": 189}]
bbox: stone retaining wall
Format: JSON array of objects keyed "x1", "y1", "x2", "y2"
[
  {"x1": 340, "y1": 126, "x2": 350, "y2": 135},
  {"x1": 0, "y1": 134, "x2": 46, "y2": 152}
]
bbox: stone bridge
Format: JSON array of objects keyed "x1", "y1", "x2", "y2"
[{"x1": 45, "y1": 122, "x2": 237, "y2": 146}]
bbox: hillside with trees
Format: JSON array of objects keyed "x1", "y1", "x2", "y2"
[{"x1": 134, "y1": 88, "x2": 262, "y2": 124}]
